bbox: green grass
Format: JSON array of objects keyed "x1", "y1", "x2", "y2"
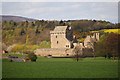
[{"x1": 2, "y1": 57, "x2": 118, "y2": 78}]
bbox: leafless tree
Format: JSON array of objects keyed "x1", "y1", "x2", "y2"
[
  {"x1": 87, "y1": 42, "x2": 95, "y2": 58},
  {"x1": 73, "y1": 45, "x2": 83, "y2": 62}
]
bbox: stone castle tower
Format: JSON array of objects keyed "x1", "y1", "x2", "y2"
[{"x1": 50, "y1": 26, "x2": 74, "y2": 49}]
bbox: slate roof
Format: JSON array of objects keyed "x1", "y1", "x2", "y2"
[{"x1": 54, "y1": 26, "x2": 68, "y2": 31}]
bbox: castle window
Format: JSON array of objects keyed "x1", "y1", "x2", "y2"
[
  {"x1": 66, "y1": 45, "x2": 69, "y2": 47},
  {"x1": 56, "y1": 35, "x2": 57, "y2": 38},
  {"x1": 66, "y1": 54, "x2": 69, "y2": 56},
  {"x1": 57, "y1": 41, "x2": 58, "y2": 44}
]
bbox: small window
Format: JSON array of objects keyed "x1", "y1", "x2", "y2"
[
  {"x1": 66, "y1": 45, "x2": 69, "y2": 47},
  {"x1": 66, "y1": 54, "x2": 69, "y2": 56},
  {"x1": 56, "y1": 35, "x2": 57, "y2": 38},
  {"x1": 57, "y1": 41, "x2": 58, "y2": 44}
]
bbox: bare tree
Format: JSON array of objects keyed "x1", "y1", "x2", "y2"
[
  {"x1": 73, "y1": 45, "x2": 83, "y2": 62},
  {"x1": 87, "y1": 42, "x2": 95, "y2": 58}
]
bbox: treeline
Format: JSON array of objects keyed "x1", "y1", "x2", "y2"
[
  {"x1": 2, "y1": 19, "x2": 119, "y2": 31},
  {"x1": 1, "y1": 19, "x2": 120, "y2": 46}
]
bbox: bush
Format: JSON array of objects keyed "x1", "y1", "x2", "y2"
[{"x1": 27, "y1": 52, "x2": 37, "y2": 62}]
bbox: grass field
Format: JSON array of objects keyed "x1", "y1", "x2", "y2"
[{"x1": 2, "y1": 56, "x2": 118, "y2": 78}]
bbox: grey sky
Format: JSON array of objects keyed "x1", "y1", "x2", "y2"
[{"x1": 2, "y1": 2, "x2": 118, "y2": 23}]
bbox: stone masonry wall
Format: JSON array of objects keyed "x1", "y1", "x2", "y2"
[{"x1": 34, "y1": 48, "x2": 73, "y2": 57}]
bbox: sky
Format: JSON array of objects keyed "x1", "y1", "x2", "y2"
[{"x1": 1, "y1": 2, "x2": 119, "y2": 23}]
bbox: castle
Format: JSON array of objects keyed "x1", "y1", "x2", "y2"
[
  {"x1": 50, "y1": 26, "x2": 77, "y2": 49},
  {"x1": 35, "y1": 26, "x2": 99, "y2": 57}
]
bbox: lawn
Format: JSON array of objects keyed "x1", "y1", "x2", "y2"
[{"x1": 2, "y1": 56, "x2": 118, "y2": 78}]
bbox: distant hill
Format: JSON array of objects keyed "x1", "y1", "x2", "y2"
[{"x1": 0, "y1": 15, "x2": 37, "y2": 22}]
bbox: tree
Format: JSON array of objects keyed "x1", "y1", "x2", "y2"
[
  {"x1": 73, "y1": 45, "x2": 83, "y2": 62},
  {"x1": 104, "y1": 33, "x2": 119, "y2": 59},
  {"x1": 87, "y1": 42, "x2": 96, "y2": 58},
  {"x1": 59, "y1": 20, "x2": 66, "y2": 26},
  {"x1": 20, "y1": 28, "x2": 26, "y2": 35},
  {"x1": 35, "y1": 27, "x2": 40, "y2": 35},
  {"x1": 95, "y1": 33, "x2": 119, "y2": 59}
]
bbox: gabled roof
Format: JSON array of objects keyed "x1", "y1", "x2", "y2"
[{"x1": 54, "y1": 26, "x2": 68, "y2": 31}]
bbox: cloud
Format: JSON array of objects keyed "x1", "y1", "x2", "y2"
[
  {"x1": 1, "y1": 0, "x2": 120, "y2": 2},
  {"x1": 2, "y1": 2, "x2": 118, "y2": 23}
]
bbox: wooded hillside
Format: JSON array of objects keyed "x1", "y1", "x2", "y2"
[{"x1": 1, "y1": 16, "x2": 120, "y2": 46}]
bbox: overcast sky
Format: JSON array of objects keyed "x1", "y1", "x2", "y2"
[{"x1": 2, "y1": 2, "x2": 118, "y2": 23}]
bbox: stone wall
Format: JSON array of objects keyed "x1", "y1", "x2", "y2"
[{"x1": 34, "y1": 48, "x2": 73, "y2": 57}]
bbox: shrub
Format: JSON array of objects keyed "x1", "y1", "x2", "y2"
[{"x1": 27, "y1": 52, "x2": 37, "y2": 62}]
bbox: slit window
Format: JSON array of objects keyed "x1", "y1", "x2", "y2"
[
  {"x1": 66, "y1": 45, "x2": 69, "y2": 47},
  {"x1": 57, "y1": 41, "x2": 58, "y2": 44}
]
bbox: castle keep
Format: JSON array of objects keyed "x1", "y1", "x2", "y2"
[
  {"x1": 50, "y1": 26, "x2": 74, "y2": 49},
  {"x1": 35, "y1": 26, "x2": 99, "y2": 57}
]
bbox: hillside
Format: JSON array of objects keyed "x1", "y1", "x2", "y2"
[
  {"x1": 1, "y1": 15, "x2": 120, "y2": 47},
  {"x1": 0, "y1": 15, "x2": 37, "y2": 22}
]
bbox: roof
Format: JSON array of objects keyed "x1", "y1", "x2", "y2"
[{"x1": 54, "y1": 26, "x2": 68, "y2": 31}]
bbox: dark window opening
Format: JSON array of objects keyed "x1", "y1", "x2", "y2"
[
  {"x1": 66, "y1": 54, "x2": 69, "y2": 56},
  {"x1": 57, "y1": 41, "x2": 58, "y2": 44},
  {"x1": 66, "y1": 45, "x2": 69, "y2": 47},
  {"x1": 48, "y1": 54, "x2": 52, "y2": 56},
  {"x1": 56, "y1": 35, "x2": 57, "y2": 38}
]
